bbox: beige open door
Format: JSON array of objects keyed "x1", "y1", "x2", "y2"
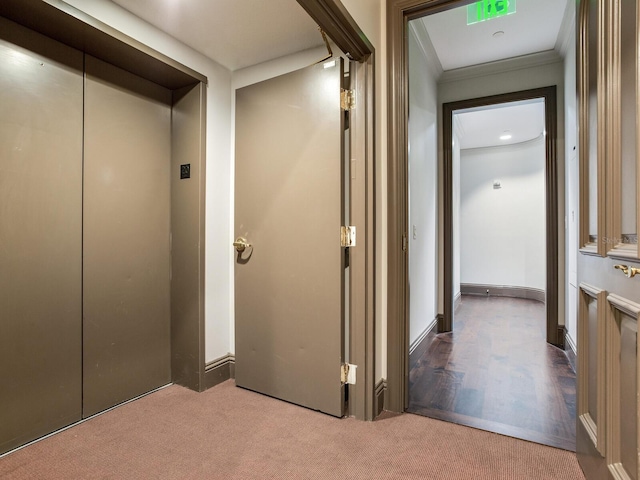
[
  {"x1": 234, "y1": 59, "x2": 346, "y2": 417},
  {"x1": 576, "y1": 0, "x2": 640, "y2": 478}
]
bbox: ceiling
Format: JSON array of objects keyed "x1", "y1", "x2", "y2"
[
  {"x1": 455, "y1": 99, "x2": 545, "y2": 150},
  {"x1": 109, "y1": 0, "x2": 570, "y2": 74},
  {"x1": 421, "y1": 0, "x2": 569, "y2": 71},
  {"x1": 109, "y1": 0, "x2": 324, "y2": 71},
  {"x1": 413, "y1": 0, "x2": 569, "y2": 149},
  {"x1": 109, "y1": 0, "x2": 569, "y2": 149}
]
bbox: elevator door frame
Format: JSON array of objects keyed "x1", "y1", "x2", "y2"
[{"x1": 0, "y1": 0, "x2": 208, "y2": 390}]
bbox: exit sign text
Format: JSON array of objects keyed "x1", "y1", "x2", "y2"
[{"x1": 467, "y1": 0, "x2": 516, "y2": 25}]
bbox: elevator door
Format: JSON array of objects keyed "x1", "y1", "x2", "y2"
[
  {"x1": 0, "y1": 19, "x2": 83, "y2": 454},
  {"x1": 83, "y1": 55, "x2": 172, "y2": 417}
]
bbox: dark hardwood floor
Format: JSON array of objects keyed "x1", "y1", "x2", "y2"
[{"x1": 408, "y1": 295, "x2": 576, "y2": 451}]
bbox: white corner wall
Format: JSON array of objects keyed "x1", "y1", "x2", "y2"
[
  {"x1": 563, "y1": 7, "x2": 579, "y2": 352},
  {"x1": 408, "y1": 26, "x2": 439, "y2": 347},
  {"x1": 61, "y1": 0, "x2": 234, "y2": 363},
  {"x1": 452, "y1": 122, "x2": 462, "y2": 302},
  {"x1": 460, "y1": 138, "x2": 546, "y2": 290}
]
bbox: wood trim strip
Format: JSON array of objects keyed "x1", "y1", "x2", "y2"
[
  {"x1": 442, "y1": 86, "x2": 560, "y2": 346},
  {"x1": 374, "y1": 379, "x2": 387, "y2": 417},
  {"x1": 606, "y1": 0, "x2": 622, "y2": 257},
  {"x1": 606, "y1": 293, "x2": 640, "y2": 479},
  {"x1": 347, "y1": 55, "x2": 377, "y2": 421},
  {"x1": 203, "y1": 354, "x2": 236, "y2": 390},
  {"x1": 408, "y1": 318, "x2": 437, "y2": 355},
  {"x1": 454, "y1": 292, "x2": 462, "y2": 312},
  {"x1": 607, "y1": 293, "x2": 640, "y2": 318},
  {"x1": 577, "y1": 283, "x2": 607, "y2": 455},
  {"x1": 578, "y1": 0, "x2": 591, "y2": 250},
  {"x1": 596, "y1": 0, "x2": 608, "y2": 257},
  {"x1": 580, "y1": 282, "x2": 604, "y2": 298},
  {"x1": 460, "y1": 284, "x2": 546, "y2": 304},
  {"x1": 386, "y1": 0, "x2": 470, "y2": 414},
  {"x1": 637, "y1": 0, "x2": 640, "y2": 259}
]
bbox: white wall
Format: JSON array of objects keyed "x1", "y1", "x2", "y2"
[
  {"x1": 61, "y1": 0, "x2": 234, "y2": 363},
  {"x1": 460, "y1": 138, "x2": 546, "y2": 290},
  {"x1": 408, "y1": 25, "x2": 439, "y2": 347},
  {"x1": 437, "y1": 57, "x2": 566, "y2": 324},
  {"x1": 563, "y1": 3, "x2": 579, "y2": 352},
  {"x1": 452, "y1": 121, "x2": 462, "y2": 302}
]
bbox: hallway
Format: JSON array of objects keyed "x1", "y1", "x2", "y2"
[{"x1": 408, "y1": 295, "x2": 576, "y2": 451}]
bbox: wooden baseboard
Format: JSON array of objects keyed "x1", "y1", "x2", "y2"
[
  {"x1": 374, "y1": 379, "x2": 386, "y2": 418},
  {"x1": 565, "y1": 331, "x2": 577, "y2": 354},
  {"x1": 454, "y1": 292, "x2": 462, "y2": 312},
  {"x1": 460, "y1": 283, "x2": 545, "y2": 303},
  {"x1": 203, "y1": 354, "x2": 235, "y2": 390},
  {"x1": 556, "y1": 326, "x2": 566, "y2": 349},
  {"x1": 409, "y1": 317, "x2": 437, "y2": 355},
  {"x1": 409, "y1": 317, "x2": 438, "y2": 368},
  {"x1": 564, "y1": 329, "x2": 577, "y2": 373}
]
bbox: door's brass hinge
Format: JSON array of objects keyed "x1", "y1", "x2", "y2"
[
  {"x1": 341, "y1": 363, "x2": 357, "y2": 384},
  {"x1": 340, "y1": 89, "x2": 355, "y2": 111},
  {"x1": 402, "y1": 234, "x2": 408, "y2": 252},
  {"x1": 341, "y1": 226, "x2": 356, "y2": 247}
]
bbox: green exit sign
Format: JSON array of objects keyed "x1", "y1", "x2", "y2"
[{"x1": 467, "y1": 0, "x2": 516, "y2": 25}]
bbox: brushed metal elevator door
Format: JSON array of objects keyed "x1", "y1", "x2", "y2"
[
  {"x1": 0, "y1": 19, "x2": 83, "y2": 454},
  {"x1": 83, "y1": 55, "x2": 172, "y2": 417},
  {"x1": 234, "y1": 60, "x2": 345, "y2": 417}
]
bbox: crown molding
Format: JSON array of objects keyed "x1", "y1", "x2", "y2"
[
  {"x1": 439, "y1": 50, "x2": 562, "y2": 84},
  {"x1": 409, "y1": 19, "x2": 444, "y2": 80}
]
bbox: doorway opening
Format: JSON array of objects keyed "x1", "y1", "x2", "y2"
[
  {"x1": 392, "y1": 0, "x2": 577, "y2": 449},
  {"x1": 408, "y1": 87, "x2": 575, "y2": 449}
]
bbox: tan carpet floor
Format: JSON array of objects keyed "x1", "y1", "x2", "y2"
[{"x1": 0, "y1": 380, "x2": 585, "y2": 479}]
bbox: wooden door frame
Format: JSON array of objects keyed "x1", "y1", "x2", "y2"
[
  {"x1": 294, "y1": 1, "x2": 377, "y2": 420},
  {"x1": 387, "y1": 0, "x2": 561, "y2": 413},
  {"x1": 442, "y1": 87, "x2": 559, "y2": 338}
]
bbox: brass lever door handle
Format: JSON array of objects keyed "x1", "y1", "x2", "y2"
[
  {"x1": 614, "y1": 264, "x2": 640, "y2": 278},
  {"x1": 233, "y1": 237, "x2": 252, "y2": 253}
]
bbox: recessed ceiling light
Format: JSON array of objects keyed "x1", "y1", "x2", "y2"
[
  {"x1": 500, "y1": 131, "x2": 512, "y2": 140},
  {"x1": 493, "y1": 31, "x2": 505, "y2": 38}
]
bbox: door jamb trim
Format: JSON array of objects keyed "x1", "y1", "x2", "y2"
[
  {"x1": 297, "y1": 0, "x2": 376, "y2": 420},
  {"x1": 442, "y1": 87, "x2": 560, "y2": 342},
  {"x1": 386, "y1": 0, "x2": 561, "y2": 413}
]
